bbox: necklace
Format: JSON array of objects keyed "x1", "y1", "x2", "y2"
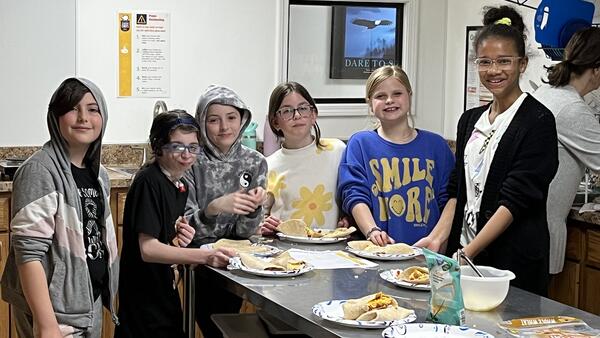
[{"x1": 158, "y1": 164, "x2": 186, "y2": 192}]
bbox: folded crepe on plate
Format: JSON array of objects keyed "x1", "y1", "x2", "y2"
[
  {"x1": 342, "y1": 292, "x2": 413, "y2": 321},
  {"x1": 269, "y1": 251, "x2": 306, "y2": 270},
  {"x1": 278, "y1": 219, "x2": 308, "y2": 236},
  {"x1": 238, "y1": 251, "x2": 305, "y2": 272},
  {"x1": 212, "y1": 239, "x2": 271, "y2": 254},
  {"x1": 398, "y1": 266, "x2": 429, "y2": 284},
  {"x1": 320, "y1": 226, "x2": 356, "y2": 238},
  {"x1": 278, "y1": 219, "x2": 356, "y2": 238},
  {"x1": 347, "y1": 240, "x2": 414, "y2": 255}
]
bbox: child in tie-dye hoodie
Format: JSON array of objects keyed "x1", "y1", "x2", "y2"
[{"x1": 183, "y1": 84, "x2": 267, "y2": 338}]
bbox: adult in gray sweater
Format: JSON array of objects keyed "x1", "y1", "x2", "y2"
[{"x1": 533, "y1": 27, "x2": 600, "y2": 274}]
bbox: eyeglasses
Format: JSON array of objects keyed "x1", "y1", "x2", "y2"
[
  {"x1": 162, "y1": 142, "x2": 201, "y2": 154},
  {"x1": 276, "y1": 105, "x2": 314, "y2": 121},
  {"x1": 474, "y1": 57, "x2": 522, "y2": 71}
]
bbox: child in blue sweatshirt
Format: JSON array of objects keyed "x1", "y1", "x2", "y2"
[{"x1": 337, "y1": 65, "x2": 455, "y2": 246}]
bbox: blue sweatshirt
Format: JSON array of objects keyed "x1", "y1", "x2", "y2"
[{"x1": 337, "y1": 129, "x2": 455, "y2": 244}]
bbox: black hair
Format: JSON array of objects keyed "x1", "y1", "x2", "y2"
[
  {"x1": 48, "y1": 79, "x2": 91, "y2": 118},
  {"x1": 149, "y1": 109, "x2": 200, "y2": 157},
  {"x1": 267, "y1": 81, "x2": 324, "y2": 149},
  {"x1": 545, "y1": 27, "x2": 600, "y2": 86},
  {"x1": 474, "y1": 5, "x2": 527, "y2": 57}
]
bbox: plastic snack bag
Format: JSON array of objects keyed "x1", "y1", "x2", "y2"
[
  {"x1": 498, "y1": 316, "x2": 600, "y2": 337},
  {"x1": 422, "y1": 248, "x2": 465, "y2": 325}
]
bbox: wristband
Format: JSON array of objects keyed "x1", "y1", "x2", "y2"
[{"x1": 366, "y1": 226, "x2": 382, "y2": 239}]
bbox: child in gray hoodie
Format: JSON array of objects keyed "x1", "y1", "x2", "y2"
[
  {"x1": 1, "y1": 78, "x2": 118, "y2": 338},
  {"x1": 184, "y1": 84, "x2": 267, "y2": 337}
]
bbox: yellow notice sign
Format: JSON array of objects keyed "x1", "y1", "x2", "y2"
[
  {"x1": 117, "y1": 11, "x2": 170, "y2": 98},
  {"x1": 118, "y1": 13, "x2": 132, "y2": 96}
]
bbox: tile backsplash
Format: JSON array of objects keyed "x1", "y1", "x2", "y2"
[{"x1": 0, "y1": 144, "x2": 150, "y2": 167}]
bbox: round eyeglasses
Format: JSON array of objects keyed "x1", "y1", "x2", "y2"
[
  {"x1": 162, "y1": 142, "x2": 201, "y2": 155},
  {"x1": 276, "y1": 105, "x2": 314, "y2": 121}
]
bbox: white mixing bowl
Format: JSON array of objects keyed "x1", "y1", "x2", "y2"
[{"x1": 460, "y1": 265, "x2": 515, "y2": 311}]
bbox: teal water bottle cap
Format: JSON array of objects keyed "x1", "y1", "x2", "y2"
[{"x1": 241, "y1": 121, "x2": 258, "y2": 149}]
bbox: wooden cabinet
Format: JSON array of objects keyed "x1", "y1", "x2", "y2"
[
  {"x1": 101, "y1": 188, "x2": 127, "y2": 338},
  {"x1": 581, "y1": 267, "x2": 600, "y2": 314},
  {"x1": 10, "y1": 311, "x2": 17, "y2": 338},
  {"x1": 0, "y1": 197, "x2": 9, "y2": 231},
  {"x1": 549, "y1": 219, "x2": 600, "y2": 315},
  {"x1": 1, "y1": 233, "x2": 10, "y2": 338},
  {"x1": 566, "y1": 226, "x2": 583, "y2": 261},
  {"x1": 116, "y1": 192, "x2": 127, "y2": 226},
  {"x1": 548, "y1": 260, "x2": 579, "y2": 307},
  {"x1": 101, "y1": 308, "x2": 115, "y2": 338},
  {"x1": 587, "y1": 230, "x2": 600, "y2": 269},
  {"x1": 1, "y1": 193, "x2": 11, "y2": 338}
]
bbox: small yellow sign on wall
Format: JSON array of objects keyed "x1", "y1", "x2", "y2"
[
  {"x1": 117, "y1": 11, "x2": 170, "y2": 98},
  {"x1": 118, "y1": 12, "x2": 132, "y2": 96}
]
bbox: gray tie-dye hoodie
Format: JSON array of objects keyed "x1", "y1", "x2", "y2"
[
  {"x1": 184, "y1": 85, "x2": 267, "y2": 245},
  {"x1": 1, "y1": 78, "x2": 119, "y2": 328}
]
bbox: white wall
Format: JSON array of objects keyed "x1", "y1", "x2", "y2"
[
  {"x1": 413, "y1": 0, "x2": 447, "y2": 134},
  {"x1": 0, "y1": 0, "x2": 76, "y2": 146},
  {"x1": 76, "y1": 0, "x2": 279, "y2": 144}
]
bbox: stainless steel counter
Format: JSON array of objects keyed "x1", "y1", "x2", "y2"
[{"x1": 205, "y1": 239, "x2": 600, "y2": 338}]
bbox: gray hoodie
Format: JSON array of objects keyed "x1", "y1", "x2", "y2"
[
  {"x1": 1, "y1": 78, "x2": 119, "y2": 328},
  {"x1": 184, "y1": 85, "x2": 267, "y2": 245}
]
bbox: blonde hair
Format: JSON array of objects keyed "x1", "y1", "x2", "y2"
[{"x1": 365, "y1": 65, "x2": 415, "y2": 128}]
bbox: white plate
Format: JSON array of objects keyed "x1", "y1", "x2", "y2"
[
  {"x1": 312, "y1": 300, "x2": 416, "y2": 329},
  {"x1": 203, "y1": 243, "x2": 281, "y2": 257},
  {"x1": 346, "y1": 246, "x2": 421, "y2": 261},
  {"x1": 276, "y1": 232, "x2": 349, "y2": 244},
  {"x1": 382, "y1": 323, "x2": 494, "y2": 337},
  {"x1": 227, "y1": 256, "x2": 313, "y2": 277},
  {"x1": 380, "y1": 269, "x2": 430, "y2": 291}
]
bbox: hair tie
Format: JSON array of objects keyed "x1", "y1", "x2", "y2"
[{"x1": 495, "y1": 17, "x2": 512, "y2": 26}]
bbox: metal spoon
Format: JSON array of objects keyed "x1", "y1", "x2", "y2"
[{"x1": 458, "y1": 249, "x2": 484, "y2": 278}]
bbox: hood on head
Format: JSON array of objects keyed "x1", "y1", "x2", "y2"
[
  {"x1": 195, "y1": 84, "x2": 252, "y2": 159},
  {"x1": 47, "y1": 77, "x2": 108, "y2": 178}
]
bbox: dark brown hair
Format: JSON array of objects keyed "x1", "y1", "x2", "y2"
[
  {"x1": 545, "y1": 27, "x2": 600, "y2": 86},
  {"x1": 149, "y1": 109, "x2": 200, "y2": 157},
  {"x1": 267, "y1": 82, "x2": 324, "y2": 148},
  {"x1": 474, "y1": 5, "x2": 527, "y2": 57},
  {"x1": 48, "y1": 79, "x2": 91, "y2": 118}
]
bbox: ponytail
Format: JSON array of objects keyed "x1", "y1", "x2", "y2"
[
  {"x1": 544, "y1": 27, "x2": 600, "y2": 87},
  {"x1": 545, "y1": 62, "x2": 571, "y2": 87}
]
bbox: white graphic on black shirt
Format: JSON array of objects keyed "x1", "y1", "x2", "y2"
[{"x1": 78, "y1": 188, "x2": 105, "y2": 261}]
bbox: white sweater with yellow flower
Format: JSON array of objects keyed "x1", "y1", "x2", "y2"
[{"x1": 267, "y1": 138, "x2": 346, "y2": 229}]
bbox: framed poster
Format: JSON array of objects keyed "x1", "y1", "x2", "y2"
[
  {"x1": 330, "y1": 4, "x2": 403, "y2": 79},
  {"x1": 464, "y1": 26, "x2": 492, "y2": 111}
]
